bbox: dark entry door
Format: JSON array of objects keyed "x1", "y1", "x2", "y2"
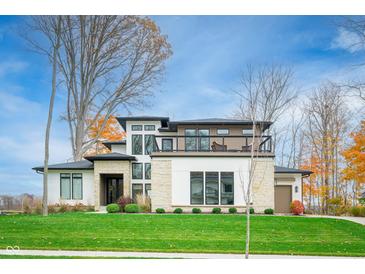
[{"x1": 106, "y1": 178, "x2": 123, "y2": 204}]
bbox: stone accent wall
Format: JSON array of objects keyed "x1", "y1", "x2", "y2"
[
  {"x1": 251, "y1": 158, "x2": 275, "y2": 212},
  {"x1": 151, "y1": 159, "x2": 172, "y2": 211},
  {"x1": 93, "y1": 160, "x2": 131, "y2": 211}
]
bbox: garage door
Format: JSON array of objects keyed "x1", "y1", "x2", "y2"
[{"x1": 274, "y1": 185, "x2": 292, "y2": 213}]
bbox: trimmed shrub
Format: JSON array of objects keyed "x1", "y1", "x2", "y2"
[
  {"x1": 155, "y1": 208, "x2": 165, "y2": 214},
  {"x1": 351, "y1": 206, "x2": 365, "y2": 217},
  {"x1": 249, "y1": 207, "x2": 254, "y2": 214},
  {"x1": 173, "y1": 208, "x2": 183, "y2": 214},
  {"x1": 106, "y1": 203, "x2": 120, "y2": 213},
  {"x1": 212, "y1": 208, "x2": 221, "y2": 214},
  {"x1": 264, "y1": 208, "x2": 274, "y2": 215},
  {"x1": 117, "y1": 195, "x2": 133, "y2": 212},
  {"x1": 192, "y1": 208, "x2": 201, "y2": 214},
  {"x1": 124, "y1": 203, "x2": 140, "y2": 213},
  {"x1": 229, "y1": 207, "x2": 237, "y2": 214},
  {"x1": 290, "y1": 200, "x2": 304, "y2": 215}
]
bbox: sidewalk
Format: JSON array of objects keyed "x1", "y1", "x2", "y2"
[{"x1": 0, "y1": 249, "x2": 362, "y2": 259}]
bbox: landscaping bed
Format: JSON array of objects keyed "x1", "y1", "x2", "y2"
[{"x1": 0, "y1": 213, "x2": 364, "y2": 256}]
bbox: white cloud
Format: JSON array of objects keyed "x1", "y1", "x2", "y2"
[
  {"x1": 0, "y1": 60, "x2": 29, "y2": 78},
  {"x1": 331, "y1": 27, "x2": 365, "y2": 53}
]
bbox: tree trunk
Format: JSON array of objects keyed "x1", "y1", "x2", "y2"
[
  {"x1": 245, "y1": 199, "x2": 250, "y2": 259},
  {"x1": 42, "y1": 17, "x2": 61, "y2": 216}
]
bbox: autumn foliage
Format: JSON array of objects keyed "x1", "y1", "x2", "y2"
[
  {"x1": 85, "y1": 115, "x2": 126, "y2": 156},
  {"x1": 290, "y1": 200, "x2": 304, "y2": 215}
]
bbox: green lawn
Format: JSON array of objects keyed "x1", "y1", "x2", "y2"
[{"x1": 0, "y1": 213, "x2": 364, "y2": 256}]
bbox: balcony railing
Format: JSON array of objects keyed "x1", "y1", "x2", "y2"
[{"x1": 153, "y1": 135, "x2": 273, "y2": 153}]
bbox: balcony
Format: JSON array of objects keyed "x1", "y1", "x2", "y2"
[{"x1": 151, "y1": 135, "x2": 273, "y2": 157}]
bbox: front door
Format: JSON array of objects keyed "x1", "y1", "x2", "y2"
[{"x1": 106, "y1": 177, "x2": 123, "y2": 204}]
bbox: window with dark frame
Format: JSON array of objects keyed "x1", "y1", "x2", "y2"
[
  {"x1": 217, "y1": 128, "x2": 229, "y2": 136},
  {"x1": 145, "y1": 163, "x2": 151, "y2": 180},
  {"x1": 221, "y1": 172, "x2": 234, "y2": 205},
  {"x1": 132, "y1": 134, "x2": 143, "y2": 155},
  {"x1": 198, "y1": 129, "x2": 210, "y2": 151},
  {"x1": 132, "y1": 184, "x2": 143, "y2": 200},
  {"x1": 144, "y1": 125, "x2": 155, "y2": 131},
  {"x1": 185, "y1": 129, "x2": 197, "y2": 151},
  {"x1": 145, "y1": 184, "x2": 151, "y2": 196},
  {"x1": 190, "y1": 172, "x2": 204, "y2": 204},
  {"x1": 132, "y1": 163, "x2": 143, "y2": 179},
  {"x1": 162, "y1": 138, "x2": 173, "y2": 151},
  {"x1": 144, "y1": 134, "x2": 156, "y2": 155},
  {"x1": 72, "y1": 173, "x2": 83, "y2": 200},
  {"x1": 205, "y1": 172, "x2": 219, "y2": 205},
  {"x1": 131, "y1": 125, "x2": 143, "y2": 131},
  {"x1": 60, "y1": 173, "x2": 71, "y2": 200}
]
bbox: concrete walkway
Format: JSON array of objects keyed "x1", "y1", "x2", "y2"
[
  {"x1": 305, "y1": 215, "x2": 365, "y2": 225},
  {"x1": 0, "y1": 249, "x2": 362, "y2": 259}
]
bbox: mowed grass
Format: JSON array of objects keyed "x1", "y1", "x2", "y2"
[{"x1": 0, "y1": 213, "x2": 364, "y2": 256}]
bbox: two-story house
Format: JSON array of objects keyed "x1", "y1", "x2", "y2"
[{"x1": 33, "y1": 116, "x2": 311, "y2": 213}]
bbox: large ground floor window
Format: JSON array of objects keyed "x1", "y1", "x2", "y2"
[
  {"x1": 60, "y1": 173, "x2": 83, "y2": 200},
  {"x1": 190, "y1": 171, "x2": 234, "y2": 205}
]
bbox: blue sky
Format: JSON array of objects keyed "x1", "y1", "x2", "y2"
[{"x1": 0, "y1": 15, "x2": 363, "y2": 195}]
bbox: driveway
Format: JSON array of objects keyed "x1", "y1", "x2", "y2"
[{"x1": 305, "y1": 215, "x2": 365, "y2": 225}]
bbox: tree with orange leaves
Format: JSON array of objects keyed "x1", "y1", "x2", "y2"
[
  {"x1": 85, "y1": 115, "x2": 126, "y2": 156},
  {"x1": 342, "y1": 120, "x2": 365, "y2": 201}
]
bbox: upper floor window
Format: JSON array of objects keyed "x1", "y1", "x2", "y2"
[
  {"x1": 185, "y1": 129, "x2": 210, "y2": 151},
  {"x1": 132, "y1": 135, "x2": 143, "y2": 155},
  {"x1": 242, "y1": 128, "x2": 254, "y2": 135},
  {"x1": 144, "y1": 135, "x2": 156, "y2": 155},
  {"x1": 132, "y1": 125, "x2": 143, "y2": 131},
  {"x1": 185, "y1": 129, "x2": 197, "y2": 151},
  {"x1": 144, "y1": 125, "x2": 155, "y2": 131},
  {"x1": 132, "y1": 163, "x2": 143, "y2": 179},
  {"x1": 162, "y1": 138, "x2": 173, "y2": 151},
  {"x1": 217, "y1": 128, "x2": 229, "y2": 136},
  {"x1": 145, "y1": 163, "x2": 151, "y2": 180}
]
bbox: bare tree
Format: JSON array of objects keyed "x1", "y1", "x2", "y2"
[
  {"x1": 23, "y1": 16, "x2": 63, "y2": 216},
  {"x1": 56, "y1": 16, "x2": 172, "y2": 160},
  {"x1": 234, "y1": 64, "x2": 297, "y2": 123}
]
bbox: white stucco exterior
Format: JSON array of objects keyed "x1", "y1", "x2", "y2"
[
  {"x1": 47, "y1": 170, "x2": 95, "y2": 206},
  {"x1": 110, "y1": 144, "x2": 126, "y2": 154},
  {"x1": 275, "y1": 173, "x2": 303, "y2": 201}
]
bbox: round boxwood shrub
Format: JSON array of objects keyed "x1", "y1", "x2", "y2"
[
  {"x1": 173, "y1": 208, "x2": 183, "y2": 214},
  {"x1": 106, "y1": 203, "x2": 120, "y2": 213},
  {"x1": 249, "y1": 207, "x2": 254, "y2": 214},
  {"x1": 155, "y1": 208, "x2": 165, "y2": 213},
  {"x1": 124, "y1": 203, "x2": 140, "y2": 213},
  {"x1": 229, "y1": 207, "x2": 237, "y2": 214},
  {"x1": 264, "y1": 208, "x2": 274, "y2": 215},
  {"x1": 212, "y1": 208, "x2": 221, "y2": 214},
  {"x1": 192, "y1": 208, "x2": 201, "y2": 214}
]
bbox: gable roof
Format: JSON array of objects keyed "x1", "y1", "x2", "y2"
[
  {"x1": 274, "y1": 166, "x2": 312, "y2": 175},
  {"x1": 33, "y1": 160, "x2": 94, "y2": 172},
  {"x1": 84, "y1": 152, "x2": 136, "y2": 162},
  {"x1": 116, "y1": 116, "x2": 169, "y2": 130}
]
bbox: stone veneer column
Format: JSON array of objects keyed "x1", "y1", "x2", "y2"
[
  {"x1": 251, "y1": 158, "x2": 275, "y2": 213},
  {"x1": 93, "y1": 160, "x2": 131, "y2": 211},
  {"x1": 150, "y1": 159, "x2": 172, "y2": 211}
]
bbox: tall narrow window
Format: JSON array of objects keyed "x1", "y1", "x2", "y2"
[
  {"x1": 185, "y1": 129, "x2": 197, "y2": 151},
  {"x1": 221, "y1": 172, "x2": 234, "y2": 205},
  {"x1": 132, "y1": 135, "x2": 142, "y2": 155},
  {"x1": 132, "y1": 184, "x2": 143, "y2": 200},
  {"x1": 190, "y1": 172, "x2": 204, "y2": 204},
  {"x1": 162, "y1": 138, "x2": 173, "y2": 151},
  {"x1": 145, "y1": 163, "x2": 151, "y2": 180},
  {"x1": 145, "y1": 184, "x2": 151, "y2": 196},
  {"x1": 132, "y1": 163, "x2": 143, "y2": 179},
  {"x1": 198, "y1": 129, "x2": 210, "y2": 151},
  {"x1": 205, "y1": 172, "x2": 219, "y2": 205},
  {"x1": 144, "y1": 134, "x2": 156, "y2": 155},
  {"x1": 72, "y1": 173, "x2": 83, "y2": 200},
  {"x1": 60, "y1": 173, "x2": 71, "y2": 200}
]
